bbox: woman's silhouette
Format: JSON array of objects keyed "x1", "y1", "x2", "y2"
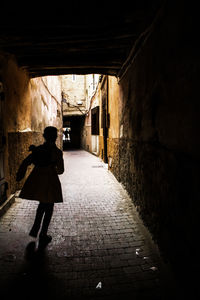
[{"x1": 16, "y1": 126, "x2": 64, "y2": 244}]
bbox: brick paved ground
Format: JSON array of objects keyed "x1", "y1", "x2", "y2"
[{"x1": 0, "y1": 150, "x2": 179, "y2": 300}]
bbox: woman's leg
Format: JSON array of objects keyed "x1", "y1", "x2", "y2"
[
  {"x1": 39, "y1": 203, "x2": 54, "y2": 237},
  {"x1": 29, "y1": 203, "x2": 46, "y2": 237}
]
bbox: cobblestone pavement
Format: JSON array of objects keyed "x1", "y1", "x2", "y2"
[{"x1": 0, "y1": 150, "x2": 178, "y2": 300}]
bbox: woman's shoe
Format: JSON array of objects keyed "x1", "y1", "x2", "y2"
[
  {"x1": 39, "y1": 234, "x2": 52, "y2": 244},
  {"x1": 29, "y1": 228, "x2": 39, "y2": 238}
]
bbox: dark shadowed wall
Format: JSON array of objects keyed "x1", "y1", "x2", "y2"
[{"x1": 118, "y1": 1, "x2": 200, "y2": 275}]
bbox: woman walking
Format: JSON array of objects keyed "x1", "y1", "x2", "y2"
[{"x1": 16, "y1": 126, "x2": 64, "y2": 245}]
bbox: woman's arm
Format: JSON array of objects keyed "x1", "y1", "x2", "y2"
[
  {"x1": 16, "y1": 154, "x2": 33, "y2": 181},
  {"x1": 56, "y1": 151, "x2": 64, "y2": 175}
]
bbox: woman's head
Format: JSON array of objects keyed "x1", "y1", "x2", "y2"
[{"x1": 43, "y1": 126, "x2": 58, "y2": 143}]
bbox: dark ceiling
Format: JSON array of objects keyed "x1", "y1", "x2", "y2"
[{"x1": 0, "y1": 1, "x2": 164, "y2": 77}]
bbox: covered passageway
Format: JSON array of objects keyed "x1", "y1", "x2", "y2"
[{"x1": 1, "y1": 1, "x2": 200, "y2": 298}]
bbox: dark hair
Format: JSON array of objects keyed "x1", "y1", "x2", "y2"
[{"x1": 43, "y1": 126, "x2": 58, "y2": 142}]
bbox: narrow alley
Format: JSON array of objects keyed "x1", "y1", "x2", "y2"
[
  {"x1": 0, "y1": 150, "x2": 177, "y2": 300},
  {"x1": 1, "y1": 3, "x2": 200, "y2": 299}
]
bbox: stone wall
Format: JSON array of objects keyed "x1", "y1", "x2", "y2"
[
  {"x1": 107, "y1": 138, "x2": 120, "y2": 180},
  {"x1": 8, "y1": 132, "x2": 33, "y2": 193},
  {"x1": 118, "y1": 1, "x2": 200, "y2": 273}
]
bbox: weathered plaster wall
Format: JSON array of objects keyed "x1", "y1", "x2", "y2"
[
  {"x1": 118, "y1": 1, "x2": 200, "y2": 273},
  {"x1": 81, "y1": 77, "x2": 100, "y2": 154},
  {"x1": 98, "y1": 76, "x2": 108, "y2": 163},
  {"x1": 81, "y1": 115, "x2": 91, "y2": 152},
  {"x1": 98, "y1": 84, "x2": 104, "y2": 160},
  {"x1": 107, "y1": 76, "x2": 120, "y2": 179},
  {"x1": 0, "y1": 55, "x2": 32, "y2": 197},
  {"x1": 0, "y1": 55, "x2": 62, "y2": 197},
  {"x1": 62, "y1": 75, "x2": 86, "y2": 116},
  {"x1": 30, "y1": 76, "x2": 63, "y2": 148},
  {"x1": 81, "y1": 95, "x2": 99, "y2": 153},
  {"x1": 2, "y1": 57, "x2": 31, "y2": 133}
]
